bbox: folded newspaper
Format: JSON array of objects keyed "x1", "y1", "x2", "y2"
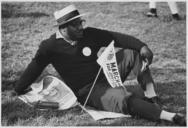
[{"x1": 18, "y1": 76, "x2": 130, "y2": 120}]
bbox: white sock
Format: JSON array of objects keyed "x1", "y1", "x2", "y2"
[
  {"x1": 160, "y1": 110, "x2": 176, "y2": 121},
  {"x1": 144, "y1": 83, "x2": 157, "y2": 98}
]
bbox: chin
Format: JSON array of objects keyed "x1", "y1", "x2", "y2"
[{"x1": 77, "y1": 34, "x2": 83, "y2": 39}]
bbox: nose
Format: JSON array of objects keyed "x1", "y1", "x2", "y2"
[
  {"x1": 78, "y1": 24, "x2": 83, "y2": 30},
  {"x1": 78, "y1": 19, "x2": 85, "y2": 30}
]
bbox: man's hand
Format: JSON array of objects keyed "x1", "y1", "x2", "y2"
[{"x1": 140, "y1": 46, "x2": 153, "y2": 66}]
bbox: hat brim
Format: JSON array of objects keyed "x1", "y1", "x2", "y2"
[{"x1": 54, "y1": 13, "x2": 89, "y2": 27}]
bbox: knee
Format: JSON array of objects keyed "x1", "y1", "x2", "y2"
[
  {"x1": 117, "y1": 50, "x2": 139, "y2": 77},
  {"x1": 116, "y1": 49, "x2": 136, "y2": 66},
  {"x1": 100, "y1": 88, "x2": 129, "y2": 113}
]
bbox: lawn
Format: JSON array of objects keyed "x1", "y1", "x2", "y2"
[{"x1": 1, "y1": 1, "x2": 186, "y2": 126}]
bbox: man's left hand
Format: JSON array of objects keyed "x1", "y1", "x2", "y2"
[{"x1": 140, "y1": 46, "x2": 153, "y2": 66}]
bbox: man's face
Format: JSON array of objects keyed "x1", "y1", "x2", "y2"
[{"x1": 66, "y1": 18, "x2": 85, "y2": 40}]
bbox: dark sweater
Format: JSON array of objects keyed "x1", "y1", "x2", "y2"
[{"x1": 15, "y1": 27, "x2": 146, "y2": 94}]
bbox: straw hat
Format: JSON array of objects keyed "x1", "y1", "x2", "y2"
[{"x1": 54, "y1": 5, "x2": 88, "y2": 26}]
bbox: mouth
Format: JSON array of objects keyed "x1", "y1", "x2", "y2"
[{"x1": 77, "y1": 31, "x2": 83, "y2": 37}]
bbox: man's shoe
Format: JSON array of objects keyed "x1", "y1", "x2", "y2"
[
  {"x1": 146, "y1": 12, "x2": 158, "y2": 17},
  {"x1": 173, "y1": 113, "x2": 186, "y2": 126}
]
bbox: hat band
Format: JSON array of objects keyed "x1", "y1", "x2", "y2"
[{"x1": 57, "y1": 10, "x2": 80, "y2": 25}]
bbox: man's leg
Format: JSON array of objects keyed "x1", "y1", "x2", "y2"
[
  {"x1": 167, "y1": 2, "x2": 181, "y2": 20},
  {"x1": 149, "y1": 1, "x2": 157, "y2": 9},
  {"x1": 137, "y1": 68, "x2": 157, "y2": 99},
  {"x1": 79, "y1": 79, "x2": 160, "y2": 117},
  {"x1": 116, "y1": 49, "x2": 158, "y2": 100},
  {"x1": 147, "y1": 2, "x2": 158, "y2": 17},
  {"x1": 77, "y1": 77, "x2": 157, "y2": 117},
  {"x1": 78, "y1": 81, "x2": 186, "y2": 126},
  {"x1": 78, "y1": 80, "x2": 131, "y2": 113},
  {"x1": 127, "y1": 95, "x2": 186, "y2": 126},
  {"x1": 168, "y1": 2, "x2": 179, "y2": 14}
]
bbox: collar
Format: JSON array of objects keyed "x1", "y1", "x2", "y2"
[
  {"x1": 56, "y1": 29, "x2": 64, "y2": 39},
  {"x1": 56, "y1": 29, "x2": 77, "y2": 46}
]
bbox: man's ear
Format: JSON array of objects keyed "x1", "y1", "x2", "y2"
[
  {"x1": 59, "y1": 27, "x2": 65, "y2": 32},
  {"x1": 59, "y1": 27, "x2": 68, "y2": 35}
]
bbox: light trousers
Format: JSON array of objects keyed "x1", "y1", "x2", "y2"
[{"x1": 149, "y1": 2, "x2": 179, "y2": 14}]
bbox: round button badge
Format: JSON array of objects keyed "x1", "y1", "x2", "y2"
[{"x1": 82, "y1": 47, "x2": 91, "y2": 56}]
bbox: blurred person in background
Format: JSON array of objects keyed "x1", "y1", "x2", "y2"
[{"x1": 147, "y1": 1, "x2": 181, "y2": 20}]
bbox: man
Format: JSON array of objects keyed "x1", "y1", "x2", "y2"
[{"x1": 15, "y1": 5, "x2": 186, "y2": 126}]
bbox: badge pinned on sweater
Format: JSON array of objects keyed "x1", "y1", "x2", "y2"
[{"x1": 82, "y1": 47, "x2": 91, "y2": 56}]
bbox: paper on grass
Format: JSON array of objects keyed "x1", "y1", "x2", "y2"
[
  {"x1": 85, "y1": 107, "x2": 131, "y2": 121},
  {"x1": 18, "y1": 76, "x2": 77, "y2": 110},
  {"x1": 18, "y1": 76, "x2": 131, "y2": 120}
]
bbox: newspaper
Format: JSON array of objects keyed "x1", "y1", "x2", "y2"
[{"x1": 18, "y1": 76, "x2": 130, "y2": 120}]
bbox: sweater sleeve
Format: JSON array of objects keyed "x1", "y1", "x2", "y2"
[
  {"x1": 86, "y1": 27, "x2": 146, "y2": 52},
  {"x1": 109, "y1": 31, "x2": 147, "y2": 52},
  {"x1": 15, "y1": 40, "x2": 51, "y2": 95}
]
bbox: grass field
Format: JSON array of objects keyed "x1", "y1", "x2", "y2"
[{"x1": 1, "y1": 2, "x2": 186, "y2": 126}]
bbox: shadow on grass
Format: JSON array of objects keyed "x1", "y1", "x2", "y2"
[
  {"x1": 155, "y1": 80, "x2": 186, "y2": 113},
  {"x1": 1, "y1": 98, "x2": 81, "y2": 126}
]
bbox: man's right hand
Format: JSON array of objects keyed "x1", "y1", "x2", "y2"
[{"x1": 140, "y1": 46, "x2": 153, "y2": 66}]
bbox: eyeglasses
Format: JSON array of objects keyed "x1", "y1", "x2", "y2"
[{"x1": 68, "y1": 19, "x2": 86, "y2": 28}]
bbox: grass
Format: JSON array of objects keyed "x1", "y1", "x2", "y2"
[{"x1": 1, "y1": 2, "x2": 186, "y2": 126}]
